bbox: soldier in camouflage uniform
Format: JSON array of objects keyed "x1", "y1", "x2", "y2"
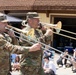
[
  {"x1": 20, "y1": 12, "x2": 53, "y2": 75},
  {"x1": 0, "y1": 13, "x2": 41, "y2": 75}
]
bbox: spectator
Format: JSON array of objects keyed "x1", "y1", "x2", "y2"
[
  {"x1": 43, "y1": 56, "x2": 56, "y2": 75},
  {"x1": 57, "y1": 49, "x2": 69, "y2": 68},
  {"x1": 63, "y1": 49, "x2": 69, "y2": 68},
  {"x1": 71, "y1": 48, "x2": 76, "y2": 73},
  {"x1": 11, "y1": 54, "x2": 17, "y2": 63},
  {"x1": 12, "y1": 55, "x2": 20, "y2": 71},
  {"x1": 43, "y1": 49, "x2": 54, "y2": 61}
]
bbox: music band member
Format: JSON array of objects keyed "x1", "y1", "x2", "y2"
[
  {"x1": 0, "y1": 13, "x2": 41, "y2": 75},
  {"x1": 20, "y1": 12, "x2": 53, "y2": 75}
]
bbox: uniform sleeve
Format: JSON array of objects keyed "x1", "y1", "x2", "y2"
[
  {"x1": 0, "y1": 34, "x2": 29, "y2": 54},
  {"x1": 40, "y1": 34, "x2": 51, "y2": 45},
  {"x1": 5, "y1": 42, "x2": 29, "y2": 54}
]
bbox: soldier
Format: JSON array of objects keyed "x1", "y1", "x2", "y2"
[
  {"x1": 0, "y1": 13, "x2": 41, "y2": 75},
  {"x1": 20, "y1": 12, "x2": 53, "y2": 75}
]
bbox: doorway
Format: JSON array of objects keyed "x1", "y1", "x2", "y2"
[{"x1": 53, "y1": 17, "x2": 76, "y2": 52}]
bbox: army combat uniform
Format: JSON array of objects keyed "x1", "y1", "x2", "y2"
[
  {"x1": 0, "y1": 33, "x2": 30, "y2": 75},
  {"x1": 20, "y1": 25, "x2": 51, "y2": 75}
]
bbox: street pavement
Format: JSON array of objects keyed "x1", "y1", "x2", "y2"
[{"x1": 11, "y1": 53, "x2": 76, "y2": 75}]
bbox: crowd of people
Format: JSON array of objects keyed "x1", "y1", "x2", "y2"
[
  {"x1": 56, "y1": 48, "x2": 76, "y2": 73},
  {"x1": 0, "y1": 12, "x2": 76, "y2": 75}
]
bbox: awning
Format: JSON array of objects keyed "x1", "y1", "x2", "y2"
[{"x1": 5, "y1": 15, "x2": 22, "y2": 22}]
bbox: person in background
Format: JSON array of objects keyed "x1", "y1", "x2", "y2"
[
  {"x1": 12, "y1": 55, "x2": 20, "y2": 71},
  {"x1": 43, "y1": 45, "x2": 54, "y2": 61},
  {"x1": 43, "y1": 56, "x2": 56, "y2": 75},
  {"x1": 71, "y1": 48, "x2": 76, "y2": 73},
  {"x1": 11, "y1": 54, "x2": 17, "y2": 64},
  {"x1": 0, "y1": 13, "x2": 41, "y2": 75},
  {"x1": 57, "y1": 49, "x2": 69, "y2": 68},
  {"x1": 63, "y1": 49, "x2": 69, "y2": 68}
]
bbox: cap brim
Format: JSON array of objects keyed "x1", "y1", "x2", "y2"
[
  {"x1": 27, "y1": 17, "x2": 40, "y2": 19},
  {"x1": 1, "y1": 20, "x2": 8, "y2": 22},
  {"x1": 33, "y1": 17, "x2": 40, "y2": 18}
]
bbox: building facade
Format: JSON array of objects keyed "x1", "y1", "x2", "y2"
[{"x1": 0, "y1": 0, "x2": 76, "y2": 51}]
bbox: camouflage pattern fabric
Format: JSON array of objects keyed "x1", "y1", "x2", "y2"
[
  {"x1": 20, "y1": 52, "x2": 43, "y2": 75},
  {"x1": 20, "y1": 26, "x2": 51, "y2": 75},
  {"x1": 0, "y1": 33, "x2": 29, "y2": 75}
]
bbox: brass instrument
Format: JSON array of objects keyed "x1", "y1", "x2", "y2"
[
  {"x1": 41, "y1": 21, "x2": 62, "y2": 34},
  {"x1": 5, "y1": 24, "x2": 76, "y2": 63},
  {"x1": 6, "y1": 25, "x2": 36, "y2": 39},
  {"x1": 40, "y1": 21, "x2": 76, "y2": 40},
  {"x1": 6, "y1": 25, "x2": 27, "y2": 34},
  {"x1": 5, "y1": 22, "x2": 76, "y2": 63},
  {"x1": 6, "y1": 20, "x2": 76, "y2": 40},
  {"x1": 22, "y1": 20, "x2": 76, "y2": 36},
  {"x1": 41, "y1": 21, "x2": 76, "y2": 35}
]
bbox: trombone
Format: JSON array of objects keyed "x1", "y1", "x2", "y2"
[
  {"x1": 41, "y1": 21, "x2": 76, "y2": 35},
  {"x1": 41, "y1": 21, "x2": 76, "y2": 40},
  {"x1": 7, "y1": 21, "x2": 76, "y2": 40},
  {"x1": 5, "y1": 24, "x2": 76, "y2": 63}
]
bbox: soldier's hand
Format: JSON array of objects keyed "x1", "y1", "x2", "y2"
[
  {"x1": 7, "y1": 29, "x2": 15, "y2": 38},
  {"x1": 29, "y1": 43, "x2": 41, "y2": 52},
  {"x1": 44, "y1": 29, "x2": 53, "y2": 36}
]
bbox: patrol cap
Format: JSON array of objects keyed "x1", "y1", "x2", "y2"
[
  {"x1": 0, "y1": 13, "x2": 8, "y2": 22},
  {"x1": 26, "y1": 12, "x2": 40, "y2": 19},
  {"x1": 21, "y1": 12, "x2": 40, "y2": 26}
]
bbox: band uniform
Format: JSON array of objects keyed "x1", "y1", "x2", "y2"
[{"x1": 19, "y1": 24, "x2": 51, "y2": 75}]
